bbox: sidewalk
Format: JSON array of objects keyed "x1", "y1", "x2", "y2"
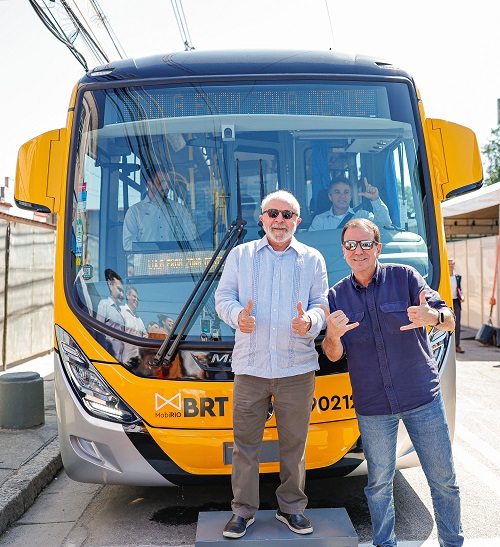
[
  {"x1": 0, "y1": 352, "x2": 61, "y2": 534},
  {"x1": 0, "y1": 330, "x2": 498, "y2": 538}
]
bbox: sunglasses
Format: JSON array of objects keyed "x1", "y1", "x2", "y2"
[
  {"x1": 342, "y1": 240, "x2": 378, "y2": 251},
  {"x1": 262, "y1": 209, "x2": 297, "y2": 220}
]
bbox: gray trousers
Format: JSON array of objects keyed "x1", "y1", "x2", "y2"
[{"x1": 231, "y1": 372, "x2": 315, "y2": 518}]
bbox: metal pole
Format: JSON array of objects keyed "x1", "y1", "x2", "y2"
[{"x1": 2, "y1": 222, "x2": 10, "y2": 371}]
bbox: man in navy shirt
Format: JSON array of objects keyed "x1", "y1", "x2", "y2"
[{"x1": 321, "y1": 218, "x2": 463, "y2": 547}]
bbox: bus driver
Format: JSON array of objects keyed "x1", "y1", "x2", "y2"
[
  {"x1": 309, "y1": 177, "x2": 392, "y2": 231},
  {"x1": 123, "y1": 169, "x2": 197, "y2": 251}
]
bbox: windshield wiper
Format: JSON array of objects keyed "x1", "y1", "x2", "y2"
[{"x1": 148, "y1": 214, "x2": 246, "y2": 370}]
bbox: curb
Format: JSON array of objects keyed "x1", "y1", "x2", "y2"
[{"x1": 0, "y1": 437, "x2": 62, "y2": 534}]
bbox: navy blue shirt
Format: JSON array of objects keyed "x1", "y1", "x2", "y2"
[{"x1": 328, "y1": 263, "x2": 446, "y2": 416}]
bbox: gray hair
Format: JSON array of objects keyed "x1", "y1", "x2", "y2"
[{"x1": 261, "y1": 190, "x2": 300, "y2": 216}]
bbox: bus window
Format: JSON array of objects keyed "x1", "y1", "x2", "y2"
[{"x1": 68, "y1": 78, "x2": 435, "y2": 352}]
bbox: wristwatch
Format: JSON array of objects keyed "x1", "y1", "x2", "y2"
[{"x1": 433, "y1": 309, "x2": 445, "y2": 326}]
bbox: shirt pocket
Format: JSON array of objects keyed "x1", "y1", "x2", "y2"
[
  {"x1": 343, "y1": 311, "x2": 369, "y2": 342},
  {"x1": 380, "y1": 301, "x2": 409, "y2": 334}
]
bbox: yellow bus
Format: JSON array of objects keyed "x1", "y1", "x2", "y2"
[{"x1": 15, "y1": 50, "x2": 482, "y2": 486}]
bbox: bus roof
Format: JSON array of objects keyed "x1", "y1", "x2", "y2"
[{"x1": 81, "y1": 49, "x2": 414, "y2": 84}]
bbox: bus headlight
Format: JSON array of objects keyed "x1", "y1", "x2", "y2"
[{"x1": 55, "y1": 325, "x2": 141, "y2": 424}]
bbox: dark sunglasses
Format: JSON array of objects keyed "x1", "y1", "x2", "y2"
[
  {"x1": 262, "y1": 209, "x2": 297, "y2": 220},
  {"x1": 342, "y1": 240, "x2": 378, "y2": 251}
]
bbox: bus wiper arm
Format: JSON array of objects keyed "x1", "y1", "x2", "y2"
[{"x1": 149, "y1": 215, "x2": 247, "y2": 369}]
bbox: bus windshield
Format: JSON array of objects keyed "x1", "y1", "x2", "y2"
[{"x1": 70, "y1": 78, "x2": 430, "y2": 357}]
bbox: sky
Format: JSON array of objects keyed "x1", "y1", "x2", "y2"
[{"x1": 1, "y1": 0, "x2": 498, "y2": 181}]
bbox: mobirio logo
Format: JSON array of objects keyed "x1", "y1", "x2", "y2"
[
  {"x1": 208, "y1": 353, "x2": 232, "y2": 364},
  {"x1": 155, "y1": 392, "x2": 229, "y2": 418}
]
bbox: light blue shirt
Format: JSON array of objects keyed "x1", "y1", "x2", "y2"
[
  {"x1": 215, "y1": 235, "x2": 328, "y2": 378},
  {"x1": 123, "y1": 193, "x2": 197, "y2": 251},
  {"x1": 96, "y1": 297, "x2": 125, "y2": 361},
  {"x1": 96, "y1": 297, "x2": 125, "y2": 330},
  {"x1": 308, "y1": 198, "x2": 392, "y2": 231}
]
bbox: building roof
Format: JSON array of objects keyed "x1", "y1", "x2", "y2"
[{"x1": 441, "y1": 182, "x2": 500, "y2": 239}]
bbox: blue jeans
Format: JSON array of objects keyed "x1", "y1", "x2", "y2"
[{"x1": 356, "y1": 393, "x2": 463, "y2": 547}]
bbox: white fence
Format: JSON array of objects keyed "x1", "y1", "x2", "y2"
[
  {"x1": 0, "y1": 221, "x2": 55, "y2": 369},
  {"x1": 447, "y1": 235, "x2": 500, "y2": 330}
]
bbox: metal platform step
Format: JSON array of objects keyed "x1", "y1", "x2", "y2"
[{"x1": 195, "y1": 508, "x2": 358, "y2": 546}]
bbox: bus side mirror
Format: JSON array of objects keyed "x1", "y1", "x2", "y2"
[
  {"x1": 426, "y1": 119, "x2": 483, "y2": 201},
  {"x1": 15, "y1": 128, "x2": 67, "y2": 214}
]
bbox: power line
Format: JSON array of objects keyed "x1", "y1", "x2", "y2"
[
  {"x1": 88, "y1": 0, "x2": 127, "y2": 59},
  {"x1": 59, "y1": 0, "x2": 109, "y2": 64},
  {"x1": 28, "y1": 0, "x2": 127, "y2": 71},
  {"x1": 70, "y1": 0, "x2": 111, "y2": 59},
  {"x1": 28, "y1": 0, "x2": 90, "y2": 70},
  {"x1": 170, "y1": 0, "x2": 195, "y2": 51},
  {"x1": 324, "y1": 0, "x2": 336, "y2": 50}
]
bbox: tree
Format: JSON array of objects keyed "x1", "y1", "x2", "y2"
[{"x1": 482, "y1": 125, "x2": 500, "y2": 185}]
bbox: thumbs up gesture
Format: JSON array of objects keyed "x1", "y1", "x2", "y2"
[
  {"x1": 400, "y1": 290, "x2": 435, "y2": 331},
  {"x1": 291, "y1": 301, "x2": 312, "y2": 336},
  {"x1": 238, "y1": 299, "x2": 256, "y2": 333}
]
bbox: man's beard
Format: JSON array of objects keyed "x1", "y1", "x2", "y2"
[{"x1": 265, "y1": 223, "x2": 295, "y2": 243}]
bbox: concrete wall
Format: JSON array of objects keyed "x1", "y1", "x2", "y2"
[
  {"x1": 0, "y1": 221, "x2": 55, "y2": 368},
  {"x1": 447, "y1": 235, "x2": 500, "y2": 330}
]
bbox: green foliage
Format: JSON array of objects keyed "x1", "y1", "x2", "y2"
[{"x1": 482, "y1": 125, "x2": 500, "y2": 185}]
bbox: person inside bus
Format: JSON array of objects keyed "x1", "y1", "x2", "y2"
[
  {"x1": 96, "y1": 268, "x2": 126, "y2": 362},
  {"x1": 321, "y1": 218, "x2": 463, "y2": 547},
  {"x1": 147, "y1": 321, "x2": 160, "y2": 334},
  {"x1": 308, "y1": 177, "x2": 392, "y2": 231},
  {"x1": 157, "y1": 313, "x2": 175, "y2": 335},
  {"x1": 119, "y1": 284, "x2": 148, "y2": 368},
  {"x1": 122, "y1": 168, "x2": 198, "y2": 251},
  {"x1": 96, "y1": 268, "x2": 125, "y2": 330},
  {"x1": 120, "y1": 284, "x2": 148, "y2": 338},
  {"x1": 215, "y1": 190, "x2": 328, "y2": 539}
]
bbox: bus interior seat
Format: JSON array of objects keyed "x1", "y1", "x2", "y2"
[{"x1": 311, "y1": 188, "x2": 331, "y2": 215}]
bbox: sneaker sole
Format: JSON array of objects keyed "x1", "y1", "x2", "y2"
[
  {"x1": 222, "y1": 516, "x2": 255, "y2": 538},
  {"x1": 275, "y1": 513, "x2": 313, "y2": 534}
]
